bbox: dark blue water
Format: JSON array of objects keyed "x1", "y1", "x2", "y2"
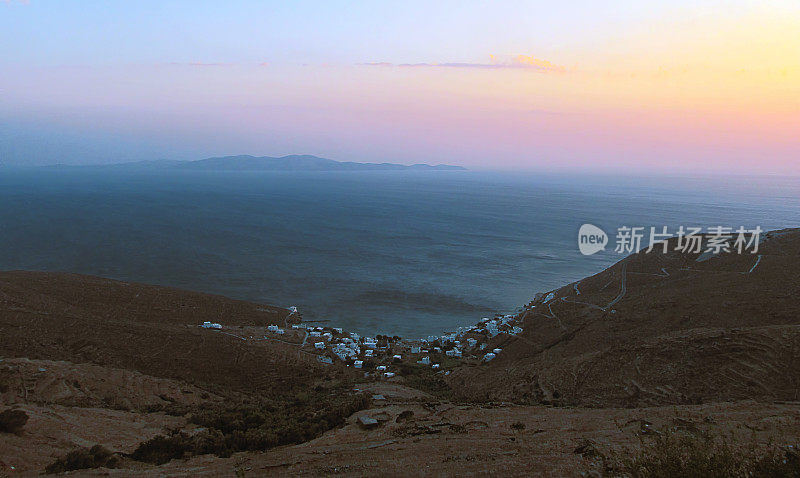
[{"x1": 0, "y1": 169, "x2": 797, "y2": 337}]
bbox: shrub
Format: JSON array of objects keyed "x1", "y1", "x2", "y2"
[
  {"x1": 131, "y1": 388, "x2": 370, "y2": 464},
  {"x1": 45, "y1": 445, "x2": 118, "y2": 474},
  {"x1": 0, "y1": 408, "x2": 28, "y2": 434},
  {"x1": 603, "y1": 429, "x2": 800, "y2": 478},
  {"x1": 396, "y1": 363, "x2": 452, "y2": 399},
  {"x1": 131, "y1": 429, "x2": 221, "y2": 465},
  {"x1": 751, "y1": 445, "x2": 800, "y2": 477}
]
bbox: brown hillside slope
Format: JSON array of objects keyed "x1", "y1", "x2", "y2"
[
  {"x1": 448, "y1": 228, "x2": 800, "y2": 407},
  {"x1": 0, "y1": 271, "x2": 326, "y2": 394}
]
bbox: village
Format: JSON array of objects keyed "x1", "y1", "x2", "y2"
[{"x1": 199, "y1": 303, "x2": 529, "y2": 380}]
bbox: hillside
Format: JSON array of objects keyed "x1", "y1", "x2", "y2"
[
  {"x1": 0, "y1": 272, "x2": 368, "y2": 474},
  {"x1": 447, "y1": 228, "x2": 800, "y2": 407},
  {"x1": 0, "y1": 271, "x2": 325, "y2": 394},
  {"x1": 2, "y1": 229, "x2": 800, "y2": 475}
]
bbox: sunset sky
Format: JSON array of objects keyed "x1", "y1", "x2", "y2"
[{"x1": 1, "y1": 1, "x2": 798, "y2": 173}]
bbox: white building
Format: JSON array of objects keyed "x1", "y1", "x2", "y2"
[
  {"x1": 314, "y1": 342, "x2": 325, "y2": 350},
  {"x1": 483, "y1": 352, "x2": 496, "y2": 362},
  {"x1": 493, "y1": 348, "x2": 503, "y2": 355},
  {"x1": 353, "y1": 360, "x2": 363, "y2": 369},
  {"x1": 431, "y1": 364, "x2": 440, "y2": 369},
  {"x1": 418, "y1": 356, "x2": 430, "y2": 365},
  {"x1": 410, "y1": 346, "x2": 421, "y2": 354},
  {"x1": 376, "y1": 365, "x2": 387, "y2": 371},
  {"x1": 332, "y1": 343, "x2": 359, "y2": 360},
  {"x1": 384, "y1": 372, "x2": 395, "y2": 378},
  {"x1": 201, "y1": 322, "x2": 222, "y2": 329}
]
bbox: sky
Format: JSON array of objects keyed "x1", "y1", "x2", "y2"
[{"x1": 1, "y1": 1, "x2": 798, "y2": 173}]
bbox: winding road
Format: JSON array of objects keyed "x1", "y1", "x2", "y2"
[{"x1": 603, "y1": 262, "x2": 628, "y2": 310}]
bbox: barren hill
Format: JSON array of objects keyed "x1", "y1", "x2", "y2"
[
  {"x1": 0, "y1": 271, "x2": 326, "y2": 394},
  {"x1": 448, "y1": 228, "x2": 800, "y2": 407}
]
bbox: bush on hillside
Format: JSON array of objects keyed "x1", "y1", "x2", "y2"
[
  {"x1": 45, "y1": 445, "x2": 118, "y2": 474},
  {"x1": 396, "y1": 362, "x2": 453, "y2": 399},
  {"x1": 602, "y1": 428, "x2": 800, "y2": 478},
  {"x1": 132, "y1": 388, "x2": 370, "y2": 464},
  {"x1": 0, "y1": 408, "x2": 28, "y2": 434}
]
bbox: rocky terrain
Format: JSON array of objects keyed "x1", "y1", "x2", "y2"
[{"x1": 1, "y1": 229, "x2": 799, "y2": 476}]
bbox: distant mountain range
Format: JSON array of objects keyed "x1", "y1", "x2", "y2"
[{"x1": 50, "y1": 155, "x2": 467, "y2": 171}]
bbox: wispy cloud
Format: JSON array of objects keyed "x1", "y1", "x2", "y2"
[
  {"x1": 507, "y1": 55, "x2": 566, "y2": 72},
  {"x1": 363, "y1": 55, "x2": 567, "y2": 72}
]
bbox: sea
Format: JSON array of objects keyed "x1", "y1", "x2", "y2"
[{"x1": 0, "y1": 168, "x2": 797, "y2": 337}]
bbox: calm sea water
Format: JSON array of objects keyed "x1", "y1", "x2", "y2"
[{"x1": 0, "y1": 169, "x2": 797, "y2": 337}]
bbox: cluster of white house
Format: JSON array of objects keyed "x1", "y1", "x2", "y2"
[
  {"x1": 281, "y1": 323, "x2": 449, "y2": 377},
  {"x1": 300, "y1": 311, "x2": 524, "y2": 368},
  {"x1": 202, "y1": 307, "x2": 523, "y2": 374},
  {"x1": 295, "y1": 325, "x2": 364, "y2": 359},
  {"x1": 419, "y1": 314, "x2": 522, "y2": 362}
]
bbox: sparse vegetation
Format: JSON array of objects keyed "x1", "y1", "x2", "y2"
[
  {"x1": 396, "y1": 362, "x2": 453, "y2": 399},
  {"x1": 45, "y1": 445, "x2": 118, "y2": 474},
  {"x1": 602, "y1": 429, "x2": 800, "y2": 478},
  {"x1": 131, "y1": 387, "x2": 370, "y2": 464},
  {"x1": 0, "y1": 408, "x2": 28, "y2": 434}
]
